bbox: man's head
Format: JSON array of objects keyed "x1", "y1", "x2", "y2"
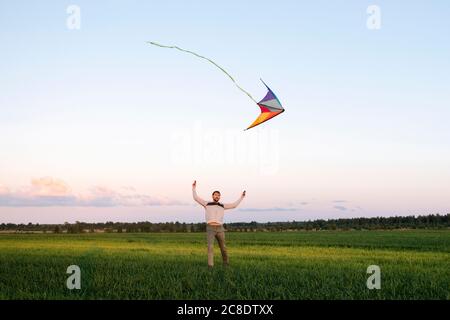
[{"x1": 212, "y1": 191, "x2": 221, "y2": 202}]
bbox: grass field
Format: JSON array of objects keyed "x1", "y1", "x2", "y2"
[{"x1": 0, "y1": 230, "x2": 449, "y2": 299}]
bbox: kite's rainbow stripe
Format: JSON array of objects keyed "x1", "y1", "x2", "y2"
[{"x1": 245, "y1": 80, "x2": 284, "y2": 130}]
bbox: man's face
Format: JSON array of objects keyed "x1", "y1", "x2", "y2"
[{"x1": 212, "y1": 192, "x2": 221, "y2": 202}]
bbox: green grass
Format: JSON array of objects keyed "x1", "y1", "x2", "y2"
[{"x1": 0, "y1": 230, "x2": 448, "y2": 299}]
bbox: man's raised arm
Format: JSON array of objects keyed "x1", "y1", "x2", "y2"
[
  {"x1": 224, "y1": 190, "x2": 246, "y2": 210},
  {"x1": 192, "y1": 180, "x2": 207, "y2": 207}
]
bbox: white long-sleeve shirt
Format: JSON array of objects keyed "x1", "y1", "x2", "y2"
[{"x1": 192, "y1": 187, "x2": 244, "y2": 225}]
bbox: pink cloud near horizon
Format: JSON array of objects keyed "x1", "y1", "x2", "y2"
[{"x1": 0, "y1": 177, "x2": 187, "y2": 207}]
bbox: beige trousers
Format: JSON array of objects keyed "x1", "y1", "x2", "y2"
[{"x1": 206, "y1": 224, "x2": 229, "y2": 267}]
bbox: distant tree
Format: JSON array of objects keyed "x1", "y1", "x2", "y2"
[{"x1": 54, "y1": 225, "x2": 61, "y2": 234}]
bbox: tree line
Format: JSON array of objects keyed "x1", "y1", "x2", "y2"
[{"x1": 0, "y1": 214, "x2": 448, "y2": 233}]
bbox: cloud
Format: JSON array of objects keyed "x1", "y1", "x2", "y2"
[
  {"x1": 0, "y1": 184, "x2": 9, "y2": 192},
  {"x1": 0, "y1": 177, "x2": 186, "y2": 207},
  {"x1": 333, "y1": 200, "x2": 347, "y2": 203},
  {"x1": 30, "y1": 177, "x2": 71, "y2": 196},
  {"x1": 239, "y1": 207, "x2": 299, "y2": 212},
  {"x1": 287, "y1": 201, "x2": 309, "y2": 206},
  {"x1": 80, "y1": 186, "x2": 187, "y2": 207},
  {"x1": 333, "y1": 205, "x2": 347, "y2": 211}
]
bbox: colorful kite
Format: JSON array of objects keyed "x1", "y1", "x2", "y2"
[
  {"x1": 147, "y1": 41, "x2": 284, "y2": 130},
  {"x1": 245, "y1": 80, "x2": 284, "y2": 130}
]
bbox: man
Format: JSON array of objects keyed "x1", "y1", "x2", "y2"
[{"x1": 192, "y1": 180, "x2": 245, "y2": 268}]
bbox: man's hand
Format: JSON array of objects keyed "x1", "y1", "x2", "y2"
[
  {"x1": 242, "y1": 190, "x2": 246, "y2": 197},
  {"x1": 192, "y1": 180, "x2": 197, "y2": 188}
]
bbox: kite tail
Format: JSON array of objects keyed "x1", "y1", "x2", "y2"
[{"x1": 147, "y1": 41, "x2": 258, "y2": 104}]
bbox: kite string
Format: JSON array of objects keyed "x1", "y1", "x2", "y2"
[{"x1": 147, "y1": 41, "x2": 258, "y2": 104}]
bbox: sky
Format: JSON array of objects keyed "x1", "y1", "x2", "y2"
[{"x1": 0, "y1": 1, "x2": 449, "y2": 223}]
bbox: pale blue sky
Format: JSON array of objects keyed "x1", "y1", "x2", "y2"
[{"x1": 0, "y1": 1, "x2": 449, "y2": 223}]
